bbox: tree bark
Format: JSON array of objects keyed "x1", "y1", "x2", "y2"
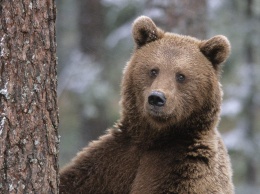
[{"x1": 0, "y1": 0, "x2": 59, "y2": 193}]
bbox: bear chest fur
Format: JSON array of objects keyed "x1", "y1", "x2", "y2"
[{"x1": 129, "y1": 138, "x2": 220, "y2": 194}]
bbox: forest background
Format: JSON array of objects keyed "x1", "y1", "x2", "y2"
[{"x1": 56, "y1": 0, "x2": 260, "y2": 193}]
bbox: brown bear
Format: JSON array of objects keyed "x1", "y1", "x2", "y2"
[{"x1": 60, "y1": 16, "x2": 234, "y2": 194}]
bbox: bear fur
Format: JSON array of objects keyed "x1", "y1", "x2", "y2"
[{"x1": 60, "y1": 16, "x2": 234, "y2": 194}]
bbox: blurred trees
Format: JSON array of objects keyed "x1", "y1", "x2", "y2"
[
  {"x1": 145, "y1": 0, "x2": 207, "y2": 39},
  {"x1": 209, "y1": 0, "x2": 260, "y2": 192},
  {"x1": 243, "y1": 0, "x2": 258, "y2": 185},
  {"x1": 57, "y1": 0, "x2": 260, "y2": 193},
  {"x1": 77, "y1": 0, "x2": 108, "y2": 144}
]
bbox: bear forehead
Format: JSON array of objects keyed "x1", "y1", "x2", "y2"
[{"x1": 133, "y1": 34, "x2": 210, "y2": 71}]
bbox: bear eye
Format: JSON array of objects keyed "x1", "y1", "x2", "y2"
[
  {"x1": 176, "y1": 73, "x2": 186, "y2": 83},
  {"x1": 150, "y1": 68, "x2": 159, "y2": 78}
]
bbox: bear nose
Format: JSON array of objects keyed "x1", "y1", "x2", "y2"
[{"x1": 148, "y1": 91, "x2": 166, "y2": 107}]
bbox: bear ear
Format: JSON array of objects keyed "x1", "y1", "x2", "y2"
[
  {"x1": 199, "y1": 35, "x2": 231, "y2": 69},
  {"x1": 132, "y1": 16, "x2": 164, "y2": 48}
]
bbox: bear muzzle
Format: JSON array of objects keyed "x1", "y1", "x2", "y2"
[
  {"x1": 145, "y1": 90, "x2": 174, "y2": 124},
  {"x1": 148, "y1": 91, "x2": 166, "y2": 107}
]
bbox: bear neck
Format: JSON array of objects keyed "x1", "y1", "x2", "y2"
[{"x1": 118, "y1": 101, "x2": 220, "y2": 148}]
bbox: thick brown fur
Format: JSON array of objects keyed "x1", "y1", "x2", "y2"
[{"x1": 60, "y1": 16, "x2": 234, "y2": 194}]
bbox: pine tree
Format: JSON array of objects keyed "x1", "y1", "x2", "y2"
[{"x1": 0, "y1": 1, "x2": 59, "y2": 193}]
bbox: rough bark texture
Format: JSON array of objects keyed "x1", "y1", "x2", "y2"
[{"x1": 0, "y1": 0, "x2": 59, "y2": 193}]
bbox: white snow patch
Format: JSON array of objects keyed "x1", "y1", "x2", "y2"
[
  {"x1": 0, "y1": 116, "x2": 6, "y2": 136},
  {"x1": 208, "y1": 0, "x2": 224, "y2": 10},
  {"x1": 222, "y1": 128, "x2": 245, "y2": 150},
  {"x1": 57, "y1": 50, "x2": 101, "y2": 96},
  {"x1": 0, "y1": 35, "x2": 9, "y2": 58},
  {"x1": 223, "y1": 121, "x2": 260, "y2": 155},
  {"x1": 0, "y1": 82, "x2": 9, "y2": 99},
  {"x1": 29, "y1": 2, "x2": 33, "y2": 10},
  {"x1": 143, "y1": 7, "x2": 166, "y2": 19},
  {"x1": 9, "y1": 184, "x2": 14, "y2": 191},
  {"x1": 221, "y1": 98, "x2": 242, "y2": 117},
  {"x1": 34, "y1": 140, "x2": 39, "y2": 146},
  {"x1": 105, "y1": 22, "x2": 132, "y2": 48},
  {"x1": 101, "y1": 0, "x2": 140, "y2": 7},
  {"x1": 1, "y1": 48, "x2": 5, "y2": 57}
]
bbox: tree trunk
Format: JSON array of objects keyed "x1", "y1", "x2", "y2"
[
  {"x1": 244, "y1": 0, "x2": 257, "y2": 185},
  {"x1": 78, "y1": 0, "x2": 105, "y2": 59},
  {"x1": 0, "y1": 0, "x2": 59, "y2": 193},
  {"x1": 78, "y1": 0, "x2": 109, "y2": 143}
]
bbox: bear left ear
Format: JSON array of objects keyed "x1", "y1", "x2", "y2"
[
  {"x1": 199, "y1": 35, "x2": 231, "y2": 69},
  {"x1": 132, "y1": 16, "x2": 164, "y2": 48}
]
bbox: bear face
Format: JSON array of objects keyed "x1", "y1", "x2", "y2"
[{"x1": 120, "y1": 16, "x2": 230, "y2": 133}]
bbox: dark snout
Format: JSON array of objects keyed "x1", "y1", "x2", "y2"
[{"x1": 148, "y1": 91, "x2": 166, "y2": 107}]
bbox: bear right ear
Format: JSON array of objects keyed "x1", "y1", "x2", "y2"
[
  {"x1": 132, "y1": 16, "x2": 164, "y2": 48},
  {"x1": 199, "y1": 35, "x2": 231, "y2": 70}
]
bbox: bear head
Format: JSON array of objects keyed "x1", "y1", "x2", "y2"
[{"x1": 119, "y1": 16, "x2": 230, "y2": 136}]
